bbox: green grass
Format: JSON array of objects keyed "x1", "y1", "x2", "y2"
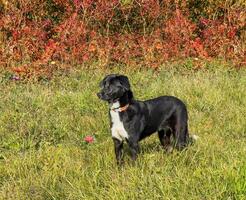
[{"x1": 0, "y1": 65, "x2": 246, "y2": 199}]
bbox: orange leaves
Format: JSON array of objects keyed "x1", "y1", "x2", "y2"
[
  {"x1": 12, "y1": 67, "x2": 26, "y2": 73},
  {"x1": 155, "y1": 43, "x2": 163, "y2": 50},
  {"x1": 191, "y1": 38, "x2": 209, "y2": 58},
  {"x1": 1, "y1": 0, "x2": 245, "y2": 78},
  {"x1": 88, "y1": 43, "x2": 97, "y2": 52}
]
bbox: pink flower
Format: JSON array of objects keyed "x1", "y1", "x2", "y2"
[{"x1": 84, "y1": 135, "x2": 94, "y2": 143}]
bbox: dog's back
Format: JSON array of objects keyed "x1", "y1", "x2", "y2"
[
  {"x1": 137, "y1": 96, "x2": 188, "y2": 140},
  {"x1": 143, "y1": 96, "x2": 188, "y2": 123}
]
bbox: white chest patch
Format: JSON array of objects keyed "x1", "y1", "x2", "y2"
[{"x1": 110, "y1": 102, "x2": 129, "y2": 141}]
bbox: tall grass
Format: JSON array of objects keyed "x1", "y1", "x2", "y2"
[{"x1": 0, "y1": 64, "x2": 246, "y2": 199}]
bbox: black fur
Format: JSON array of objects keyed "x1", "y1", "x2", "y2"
[{"x1": 98, "y1": 74, "x2": 190, "y2": 164}]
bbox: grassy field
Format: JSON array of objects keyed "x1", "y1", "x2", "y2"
[{"x1": 0, "y1": 63, "x2": 246, "y2": 199}]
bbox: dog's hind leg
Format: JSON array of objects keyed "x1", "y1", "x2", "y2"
[
  {"x1": 158, "y1": 129, "x2": 173, "y2": 153},
  {"x1": 174, "y1": 123, "x2": 188, "y2": 151}
]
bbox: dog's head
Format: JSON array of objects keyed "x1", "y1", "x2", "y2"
[{"x1": 97, "y1": 74, "x2": 131, "y2": 103}]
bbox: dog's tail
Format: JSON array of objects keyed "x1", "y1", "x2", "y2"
[{"x1": 189, "y1": 134, "x2": 199, "y2": 144}]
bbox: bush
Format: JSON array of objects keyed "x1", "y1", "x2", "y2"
[{"x1": 0, "y1": 0, "x2": 245, "y2": 76}]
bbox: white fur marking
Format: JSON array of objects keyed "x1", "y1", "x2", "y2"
[{"x1": 110, "y1": 102, "x2": 129, "y2": 141}]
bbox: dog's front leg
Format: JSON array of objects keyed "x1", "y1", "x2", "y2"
[
  {"x1": 128, "y1": 140, "x2": 140, "y2": 161},
  {"x1": 113, "y1": 138, "x2": 124, "y2": 165}
]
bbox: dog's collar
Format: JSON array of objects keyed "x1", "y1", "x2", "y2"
[{"x1": 111, "y1": 104, "x2": 129, "y2": 112}]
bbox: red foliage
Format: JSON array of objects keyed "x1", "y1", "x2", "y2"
[
  {"x1": 199, "y1": 9, "x2": 245, "y2": 64},
  {"x1": 0, "y1": 0, "x2": 245, "y2": 77}
]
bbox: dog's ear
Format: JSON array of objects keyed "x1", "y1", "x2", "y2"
[{"x1": 118, "y1": 75, "x2": 130, "y2": 91}]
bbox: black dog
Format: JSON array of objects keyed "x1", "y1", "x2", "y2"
[{"x1": 98, "y1": 74, "x2": 195, "y2": 165}]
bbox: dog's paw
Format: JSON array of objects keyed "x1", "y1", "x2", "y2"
[
  {"x1": 190, "y1": 134, "x2": 199, "y2": 141},
  {"x1": 165, "y1": 145, "x2": 173, "y2": 154},
  {"x1": 189, "y1": 134, "x2": 199, "y2": 145}
]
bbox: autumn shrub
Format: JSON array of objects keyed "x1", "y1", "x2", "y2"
[{"x1": 0, "y1": 0, "x2": 245, "y2": 77}]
